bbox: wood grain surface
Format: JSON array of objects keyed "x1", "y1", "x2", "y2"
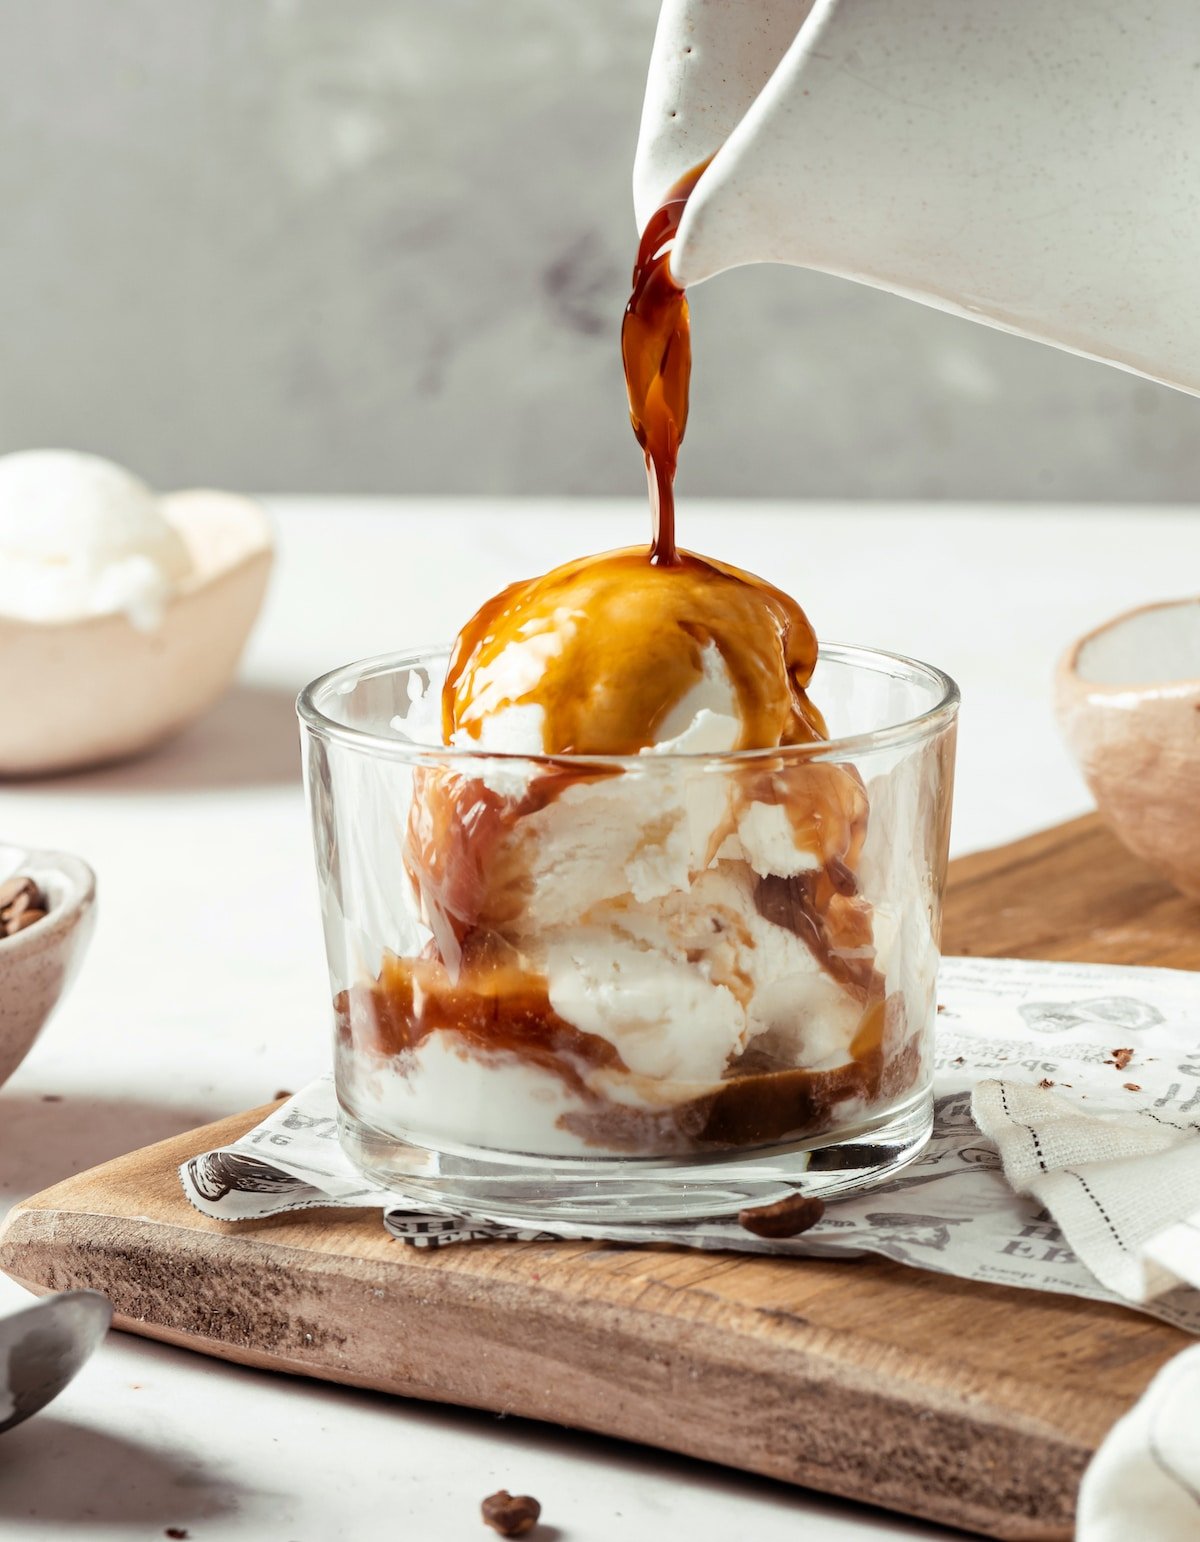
[{"x1": 2, "y1": 814, "x2": 1197, "y2": 1540}]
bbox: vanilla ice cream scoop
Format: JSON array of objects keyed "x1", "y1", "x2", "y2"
[
  {"x1": 444, "y1": 545, "x2": 827, "y2": 756},
  {"x1": 0, "y1": 450, "x2": 192, "y2": 629}
]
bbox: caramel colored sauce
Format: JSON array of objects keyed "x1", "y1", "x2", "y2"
[
  {"x1": 746, "y1": 760, "x2": 877, "y2": 998},
  {"x1": 340, "y1": 952, "x2": 911, "y2": 1154},
  {"x1": 336, "y1": 945, "x2": 625, "y2": 1104},
  {"x1": 405, "y1": 756, "x2": 595, "y2": 967},
  {"x1": 621, "y1": 160, "x2": 707, "y2": 565},
  {"x1": 444, "y1": 547, "x2": 826, "y2": 756}
]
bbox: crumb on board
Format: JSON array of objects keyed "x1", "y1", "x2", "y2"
[
  {"x1": 1106, "y1": 1048, "x2": 1134, "y2": 1071},
  {"x1": 1124, "y1": 1082, "x2": 1142, "y2": 1092}
]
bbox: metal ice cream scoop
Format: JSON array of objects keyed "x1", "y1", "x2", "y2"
[{"x1": 0, "y1": 1290, "x2": 111, "y2": 1433}]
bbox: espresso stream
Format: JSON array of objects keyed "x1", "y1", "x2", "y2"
[
  {"x1": 444, "y1": 159, "x2": 824, "y2": 759},
  {"x1": 336, "y1": 168, "x2": 906, "y2": 1153},
  {"x1": 621, "y1": 159, "x2": 706, "y2": 567}
]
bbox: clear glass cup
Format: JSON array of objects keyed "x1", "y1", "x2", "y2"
[{"x1": 298, "y1": 644, "x2": 958, "y2": 1225}]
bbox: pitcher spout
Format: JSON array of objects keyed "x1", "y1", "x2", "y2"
[{"x1": 637, "y1": 0, "x2": 1200, "y2": 397}]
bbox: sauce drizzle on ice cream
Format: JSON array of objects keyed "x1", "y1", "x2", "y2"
[
  {"x1": 445, "y1": 162, "x2": 824, "y2": 760},
  {"x1": 444, "y1": 548, "x2": 826, "y2": 756}
]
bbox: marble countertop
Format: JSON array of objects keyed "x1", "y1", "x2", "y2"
[{"x1": 2, "y1": 496, "x2": 1195, "y2": 1541}]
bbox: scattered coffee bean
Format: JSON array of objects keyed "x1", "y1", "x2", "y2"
[
  {"x1": 0, "y1": 875, "x2": 38, "y2": 909},
  {"x1": 481, "y1": 1489, "x2": 541, "y2": 1536},
  {"x1": 9, "y1": 909, "x2": 47, "y2": 933},
  {"x1": 0, "y1": 876, "x2": 48, "y2": 938},
  {"x1": 738, "y1": 1193, "x2": 826, "y2": 1239}
]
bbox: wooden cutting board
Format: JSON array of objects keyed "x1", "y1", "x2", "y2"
[{"x1": 3, "y1": 814, "x2": 1198, "y2": 1541}]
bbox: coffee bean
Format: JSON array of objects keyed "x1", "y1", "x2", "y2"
[
  {"x1": 0, "y1": 875, "x2": 39, "y2": 911},
  {"x1": 8, "y1": 909, "x2": 47, "y2": 934},
  {"x1": 481, "y1": 1490, "x2": 542, "y2": 1536},
  {"x1": 738, "y1": 1193, "x2": 826, "y2": 1238},
  {"x1": 0, "y1": 875, "x2": 50, "y2": 937}
]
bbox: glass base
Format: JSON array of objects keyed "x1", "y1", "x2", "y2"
[{"x1": 338, "y1": 1088, "x2": 933, "y2": 1227}]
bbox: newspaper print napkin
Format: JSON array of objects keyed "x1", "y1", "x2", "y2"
[
  {"x1": 180, "y1": 956, "x2": 1200, "y2": 1333},
  {"x1": 961, "y1": 954, "x2": 1200, "y2": 1305}
]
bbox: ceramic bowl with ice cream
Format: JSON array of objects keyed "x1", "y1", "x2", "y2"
[
  {"x1": 299, "y1": 575, "x2": 958, "y2": 1223},
  {"x1": 0, "y1": 449, "x2": 272, "y2": 776}
]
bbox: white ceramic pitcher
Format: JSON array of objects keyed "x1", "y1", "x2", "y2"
[{"x1": 635, "y1": 0, "x2": 1200, "y2": 395}]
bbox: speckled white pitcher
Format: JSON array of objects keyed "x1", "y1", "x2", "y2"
[{"x1": 635, "y1": 0, "x2": 1200, "y2": 394}]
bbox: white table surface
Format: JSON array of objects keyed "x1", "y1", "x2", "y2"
[{"x1": 3, "y1": 496, "x2": 1196, "y2": 1541}]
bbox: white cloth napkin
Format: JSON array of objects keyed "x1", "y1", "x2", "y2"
[
  {"x1": 973, "y1": 1079, "x2": 1200, "y2": 1304},
  {"x1": 1078, "y1": 1344, "x2": 1200, "y2": 1540},
  {"x1": 970, "y1": 1038, "x2": 1200, "y2": 1541}
]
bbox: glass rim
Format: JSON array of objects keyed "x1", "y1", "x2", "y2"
[{"x1": 297, "y1": 642, "x2": 960, "y2": 767}]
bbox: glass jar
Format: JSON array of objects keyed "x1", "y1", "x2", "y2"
[{"x1": 298, "y1": 643, "x2": 958, "y2": 1224}]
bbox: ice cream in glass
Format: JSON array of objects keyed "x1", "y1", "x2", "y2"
[{"x1": 300, "y1": 167, "x2": 957, "y2": 1217}]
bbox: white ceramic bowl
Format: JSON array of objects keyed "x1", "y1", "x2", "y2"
[
  {"x1": 1056, "y1": 597, "x2": 1200, "y2": 898},
  {"x1": 0, "y1": 490, "x2": 273, "y2": 776},
  {"x1": 0, "y1": 846, "x2": 96, "y2": 1087}
]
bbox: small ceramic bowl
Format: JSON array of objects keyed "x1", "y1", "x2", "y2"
[
  {"x1": 0, "y1": 846, "x2": 96, "y2": 1086},
  {"x1": 1056, "y1": 597, "x2": 1200, "y2": 898},
  {"x1": 0, "y1": 490, "x2": 272, "y2": 777}
]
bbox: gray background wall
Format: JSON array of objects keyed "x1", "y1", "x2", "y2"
[{"x1": 1, "y1": 0, "x2": 1197, "y2": 501}]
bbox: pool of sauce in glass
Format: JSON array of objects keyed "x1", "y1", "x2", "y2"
[{"x1": 343, "y1": 166, "x2": 912, "y2": 1152}]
